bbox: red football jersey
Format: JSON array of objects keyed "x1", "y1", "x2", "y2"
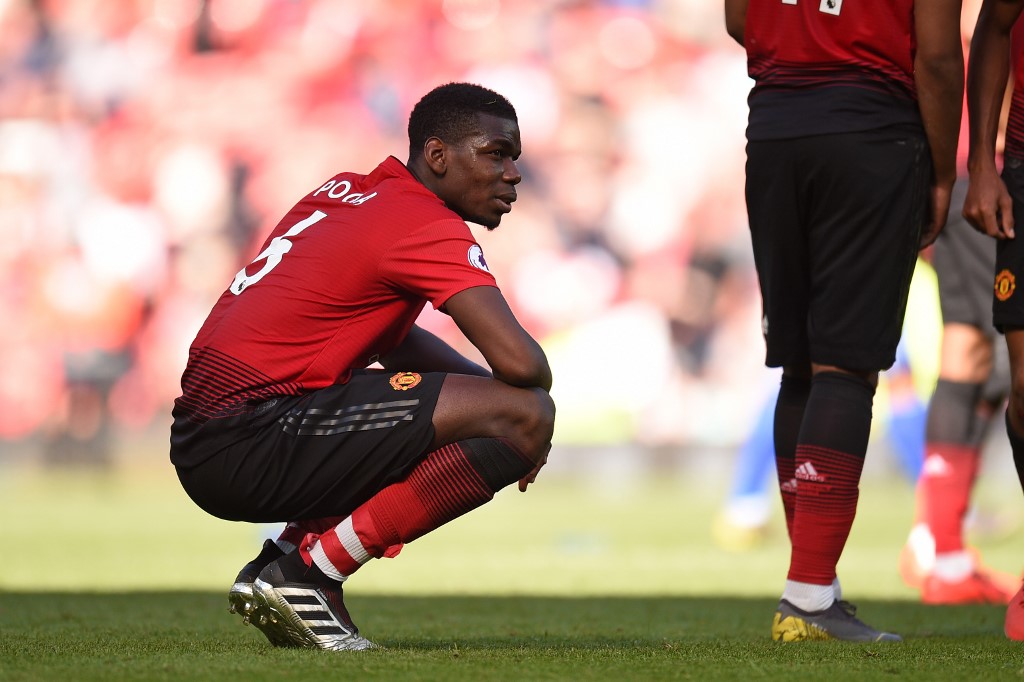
[
  {"x1": 174, "y1": 156, "x2": 498, "y2": 423},
  {"x1": 742, "y1": 0, "x2": 920, "y2": 139},
  {"x1": 745, "y1": 0, "x2": 915, "y2": 94},
  {"x1": 1004, "y1": 24, "x2": 1024, "y2": 161}
]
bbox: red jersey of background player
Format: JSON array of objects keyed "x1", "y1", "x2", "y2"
[
  {"x1": 173, "y1": 156, "x2": 497, "y2": 424},
  {"x1": 1004, "y1": 22, "x2": 1024, "y2": 161},
  {"x1": 743, "y1": 0, "x2": 921, "y2": 140}
]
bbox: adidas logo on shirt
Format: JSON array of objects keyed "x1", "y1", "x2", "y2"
[{"x1": 794, "y1": 461, "x2": 826, "y2": 483}]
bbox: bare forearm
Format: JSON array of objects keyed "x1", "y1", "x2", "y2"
[
  {"x1": 916, "y1": 52, "x2": 964, "y2": 186},
  {"x1": 443, "y1": 286, "x2": 553, "y2": 391},
  {"x1": 380, "y1": 326, "x2": 491, "y2": 377},
  {"x1": 967, "y1": 12, "x2": 1013, "y2": 173},
  {"x1": 914, "y1": 0, "x2": 965, "y2": 187},
  {"x1": 490, "y1": 340, "x2": 553, "y2": 392},
  {"x1": 963, "y1": 0, "x2": 1021, "y2": 238}
]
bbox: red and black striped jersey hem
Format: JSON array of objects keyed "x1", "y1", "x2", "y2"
[
  {"x1": 1006, "y1": 89, "x2": 1024, "y2": 162},
  {"x1": 174, "y1": 346, "x2": 303, "y2": 423},
  {"x1": 748, "y1": 60, "x2": 914, "y2": 97}
]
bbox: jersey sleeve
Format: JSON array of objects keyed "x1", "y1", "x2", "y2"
[{"x1": 379, "y1": 218, "x2": 498, "y2": 309}]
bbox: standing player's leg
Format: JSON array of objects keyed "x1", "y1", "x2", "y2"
[
  {"x1": 901, "y1": 186, "x2": 1016, "y2": 602},
  {"x1": 769, "y1": 128, "x2": 928, "y2": 643},
  {"x1": 990, "y1": 162, "x2": 1024, "y2": 640},
  {"x1": 1003, "y1": 329, "x2": 1024, "y2": 640},
  {"x1": 916, "y1": 323, "x2": 1015, "y2": 603},
  {"x1": 1009, "y1": 331, "x2": 1024, "y2": 491},
  {"x1": 774, "y1": 364, "x2": 878, "y2": 618}
]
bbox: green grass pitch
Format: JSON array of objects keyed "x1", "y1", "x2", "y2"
[{"x1": 2, "y1": 453, "x2": 1023, "y2": 680}]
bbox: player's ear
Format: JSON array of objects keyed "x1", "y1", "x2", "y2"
[{"x1": 423, "y1": 137, "x2": 447, "y2": 175}]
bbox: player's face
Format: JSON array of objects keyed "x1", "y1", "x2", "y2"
[{"x1": 439, "y1": 114, "x2": 522, "y2": 229}]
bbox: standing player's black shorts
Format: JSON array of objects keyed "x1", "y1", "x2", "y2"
[
  {"x1": 933, "y1": 178, "x2": 998, "y2": 336},
  {"x1": 173, "y1": 370, "x2": 445, "y2": 523},
  {"x1": 745, "y1": 126, "x2": 930, "y2": 371},
  {"x1": 994, "y1": 159, "x2": 1024, "y2": 333}
]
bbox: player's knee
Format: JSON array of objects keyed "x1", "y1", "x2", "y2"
[
  {"x1": 507, "y1": 387, "x2": 554, "y2": 461},
  {"x1": 527, "y1": 387, "x2": 555, "y2": 444}
]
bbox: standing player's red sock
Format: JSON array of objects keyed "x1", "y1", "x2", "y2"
[
  {"x1": 307, "y1": 438, "x2": 534, "y2": 579},
  {"x1": 916, "y1": 379, "x2": 984, "y2": 555},
  {"x1": 920, "y1": 443, "x2": 980, "y2": 556},
  {"x1": 774, "y1": 375, "x2": 811, "y2": 540},
  {"x1": 787, "y1": 372, "x2": 873, "y2": 603}
]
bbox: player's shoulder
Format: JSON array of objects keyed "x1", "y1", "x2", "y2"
[
  {"x1": 295, "y1": 157, "x2": 471, "y2": 240},
  {"x1": 304, "y1": 157, "x2": 405, "y2": 206}
]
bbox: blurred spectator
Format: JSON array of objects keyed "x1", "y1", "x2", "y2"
[{"x1": 0, "y1": 0, "x2": 760, "y2": 464}]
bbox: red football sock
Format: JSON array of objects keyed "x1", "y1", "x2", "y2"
[
  {"x1": 789, "y1": 445, "x2": 865, "y2": 584},
  {"x1": 920, "y1": 443, "x2": 980, "y2": 554},
  {"x1": 318, "y1": 439, "x2": 533, "y2": 576},
  {"x1": 787, "y1": 372, "x2": 872, "y2": 585}
]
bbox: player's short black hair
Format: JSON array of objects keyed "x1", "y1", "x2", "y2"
[{"x1": 407, "y1": 82, "x2": 517, "y2": 157}]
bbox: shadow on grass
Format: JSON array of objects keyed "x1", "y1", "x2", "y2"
[{"x1": 2, "y1": 591, "x2": 1012, "y2": 643}]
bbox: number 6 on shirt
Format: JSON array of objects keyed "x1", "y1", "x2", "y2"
[{"x1": 230, "y1": 210, "x2": 328, "y2": 295}]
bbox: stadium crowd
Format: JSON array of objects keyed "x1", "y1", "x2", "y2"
[{"x1": 0, "y1": 0, "x2": 765, "y2": 466}]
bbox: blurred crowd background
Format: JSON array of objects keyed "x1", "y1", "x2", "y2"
[{"x1": 0, "y1": 0, "x2": 807, "y2": 468}]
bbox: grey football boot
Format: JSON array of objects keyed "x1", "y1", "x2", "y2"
[{"x1": 772, "y1": 599, "x2": 902, "y2": 642}]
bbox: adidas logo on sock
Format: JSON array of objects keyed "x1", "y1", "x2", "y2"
[
  {"x1": 795, "y1": 461, "x2": 826, "y2": 483},
  {"x1": 780, "y1": 477, "x2": 798, "y2": 493}
]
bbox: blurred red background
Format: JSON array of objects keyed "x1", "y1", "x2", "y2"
[{"x1": 0, "y1": 0, "x2": 762, "y2": 465}]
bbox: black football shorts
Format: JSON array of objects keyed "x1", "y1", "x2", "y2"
[
  {"x1": 994, "y1": 159, "x2": 1024, "y2": 333},
  {"x1": 745, "y1": 126, "x2": 930, "y2": 371},
  {"x1": 174, "y1": 370, "x2": 444, "y2": 523}
]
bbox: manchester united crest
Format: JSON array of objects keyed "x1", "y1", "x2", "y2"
[
  {"x1": 995, "y1": 269, "x2": 1016, "y2": 302},
  {"x1": 389, "y1": 372, "x2": 422, "y2": 391}
]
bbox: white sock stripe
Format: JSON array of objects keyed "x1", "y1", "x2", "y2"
[
  {"x1": 337, "y1": 516, "x2": 371, "y2": 565},
  {"x1": 310, "y1": 542, "x2": 347, "y2": 582}
]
